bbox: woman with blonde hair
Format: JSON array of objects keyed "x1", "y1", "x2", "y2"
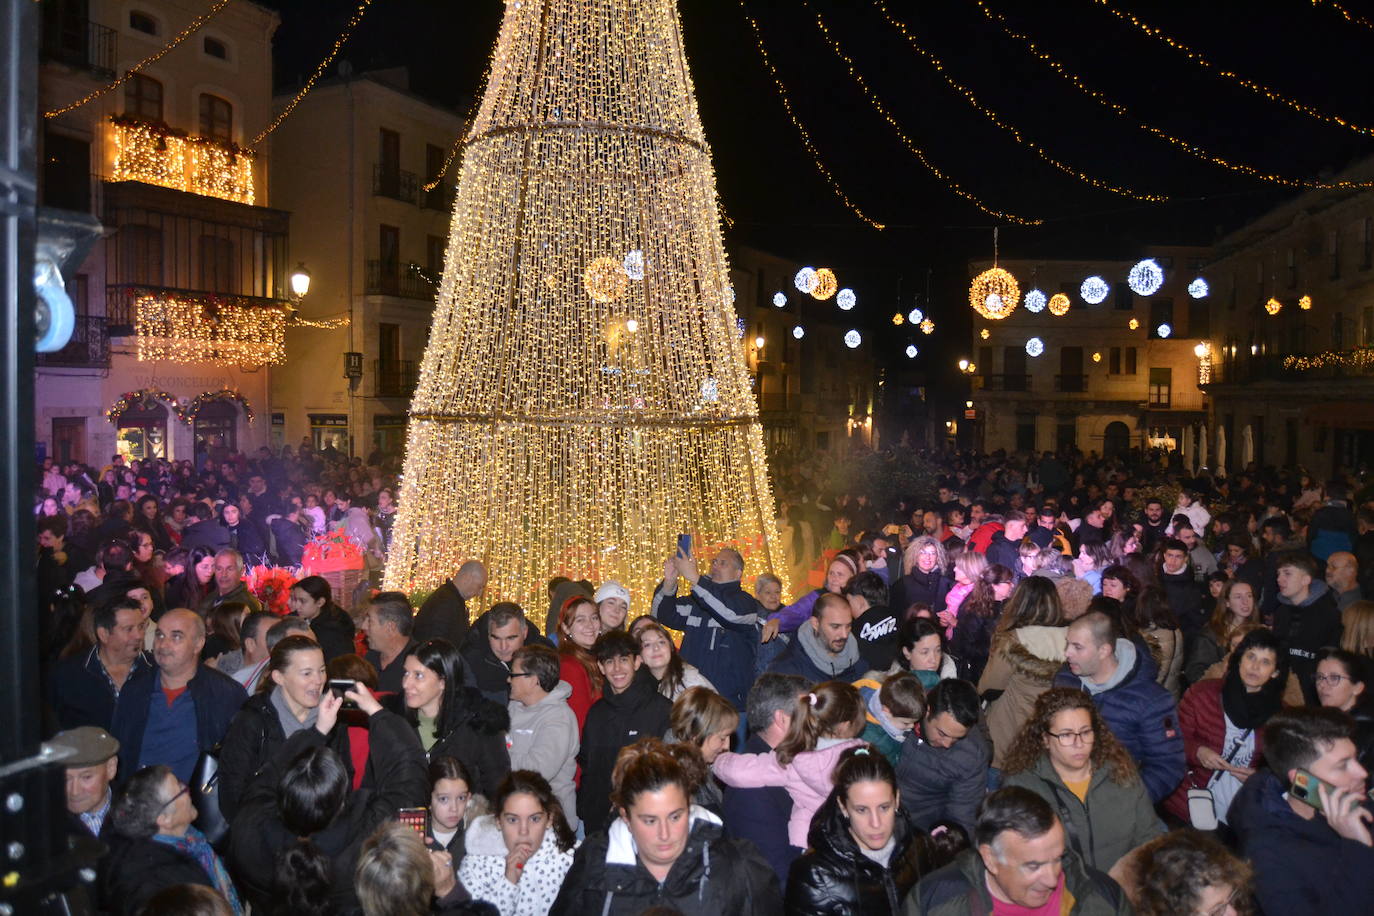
[
  {"x1": 1002, "y1": 688, "x2": 1163, "y2": 871},
  {"x1": 1185, "y1": 580, "x2": 1259, "y2": 685},
  {"x1": 666, "y1": 686, "x2": 740, "y2": 813},
  {"x1": 1341, "y1": 599, "x2": 1374, "y2": 656},
  {"x1": 891, "y1": 536, "x2": 952, "y2": 620},
  {"x1": 937, "y1": 550, "x2": 987, "y2": 638}
]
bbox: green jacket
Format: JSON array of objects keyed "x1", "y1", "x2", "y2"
[
  {"x1": 902, "y1": 847, "x2": 1131, "y2": 916},
  {"x1": 1002, "y1": 755, "x2": 1163, "y2": 872},
  {"x1": 861, "y1": 721, "x2": 904, "y2": 768}
]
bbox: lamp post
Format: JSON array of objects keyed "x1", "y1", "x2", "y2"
[{"x1": 289, "y1": 262, "x2": 312, "y2": 300}]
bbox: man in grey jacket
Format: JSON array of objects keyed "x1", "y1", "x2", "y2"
[
  {"x1": 766, "y1": 593, "x2": 868, "y2": 685},
  {"x1": 507, "y1": 645, "x2": 579, "y2": 829},
  {"x1": 895, "y1": 678, "x2": 990, "y2": 837}
]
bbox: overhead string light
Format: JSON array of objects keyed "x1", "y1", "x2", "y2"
[
  {"x1": 866, "y1": 0, "x2": 1166, "y2": 202},
  {"x1": 969, "y1": 0, "x2": 1374, "y2": 190},
  {"x1": 45, "y1": 0, "x2": 236, "y2": 118},
  {"x1": 1086, "y1": 0, "x2": 1374, "y2": 138},
  {"x1": 739, "y1": 3, "x2": 886, "y2": 229},
  {"x1": 1309, "y1": 0, "x2": 1374, "y2": 31},
  {"x1": 792, "y1": 3, "x2": 1042, "y2": 226}
]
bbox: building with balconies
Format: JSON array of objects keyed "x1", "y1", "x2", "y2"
[
  {"x1": 267, "y1": 67, "x2": 465, "y2": 456},
  {"x1": 1201, "y1": 156, "x2": 1374, "y2": 475},
  {"x1": 967, "y1": 247, "x2": 1212, "y2": 458},
  {"x1": 36, "y1": 0, "x2": 289, "y2": 465}
]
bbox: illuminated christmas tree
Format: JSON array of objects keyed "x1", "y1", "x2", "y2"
[{"x1": 383, "y1": 0, "x2": 788, "y2": 627}]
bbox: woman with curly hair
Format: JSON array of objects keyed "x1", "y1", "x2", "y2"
[
  {"x1": 1001, "y1": 687, "x2": 1163, "y2": 871},
  {"x1": 1113, "y1": 829, "x2": 1252, "y2": 916},
  {"x1": 890, "y1": 536, "x2": 952, "y2": 620}
]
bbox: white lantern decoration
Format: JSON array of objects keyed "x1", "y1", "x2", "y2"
[
  {"x1": 907, "y1": 307, "x2": 924, "y2": 325},
  {"x1": 844, "y1": 329, "x2": 862, "y2": 349},
  {"x1": 794, "y1": 267, "x2": 818, "y2": 294},
  {"x1": 622, "y1": 249, "x2": 645, "y2": 280},
  {"x1": 1024, "y1": 289, "x2": 1047, "y2": 313},
  {"x1": 792, "y1": 325, "x2": 805, "y2": 339},
  {"x1": 836, "y1": 288, "x2": 856, "y2": 310},
  {"x1": 1127, "y1": 258, "x2": 1164, "y2": 296},
  {"x1": 772, "y1": 291, "x2": 786, "y2": 308},
  {"x1": 905, "y1": 344, "x2": 918, "y2": 358},
  {"x1": 1080, "y1": 275, "x2": 1109, "y2": 304},
  {"x1": 1025, "y1": 336, "x2": 1045, "y2": 357},
  {"x1": 1156, "y1": 323, "x2": 1172, "y2": 338},
  {"x1": 1188, "y1": 278, "x2": 1209, "y2": 299}
]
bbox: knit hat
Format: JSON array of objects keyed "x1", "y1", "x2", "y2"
[
  {"x1": 50, "y1": 726, "x2": 119, "y2": 767},
  {"x1": 594, "y1": 580, "x2": 632, "y2": 608},
  {"x1": 1055, "y1": 577, "x2": 1094, "y2": 621}
]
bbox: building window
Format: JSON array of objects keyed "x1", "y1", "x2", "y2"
[
  {"x1": 1148, "y1": 368, "x2": 1172, "y2": 407},
  {"x1": 1108, "y1": 346, "x2": 1137, "y2": 375},
  {"x1": 380, "y1": 224, "x2": 400, "y2": 273},
  {"x1": 309, "y1": 414, "x2": 349, "y2": 452},
  {"x1": 1189, "y1": 296, "x2": 1210, "y2": 338},
  {"x1": 1015, "y1": 414, "x2": 1037, "y2": 453},
  {"x1": 203, "y1": 36, "x2": 227, "y2": 60},
  {"x1": 197, "y1": 235, "x2": 237, "y2": 293},
  {"x1": 1148, "y1": 298, "x2": 1174, "y2": 339},
  {"x1": 1334, "y1": 311, "x2": 1346, "y2": 349},
  {"x1": 198, "y1": 93, "x2": 232, "y2": 141},
  {"x1": 379, "y1": 129, "x2": 400, "y2": 176},
  {"x1": 1330, "y1": 230, "x2": 1341, "y2": 280},
  {"x1": 1286, "y1": 247, "x2": 1297, "y2": 289},
  {"x1": 129, "y1": 10, "x2": 158, "y2": 34},
  {"x1": 1113, "y1": 282, "x2": 1133, "y2": 310},
  {"x1": 1364, "y1": 217, "x2": 1373, "y2": 270},
  {"x1": 1364, "y1": 306, "x2": 1374, "y2": 347},
  {"x1": 1056, "y1": 417, "x2": 1076, "y2": 453},
  {"x1": 124, "y1": 73, "x2": 163, "y2": 121},
  {"x1": 119, "y1": 225, "x2": 164, "y2": 286},
  {"x1": 41, "y1": 127, "x2": 91, "y2": 212},
  {"x1": 427, "y1": 234, "x2": 446, "y2": 276}
]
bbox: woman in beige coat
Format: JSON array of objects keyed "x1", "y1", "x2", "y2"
[{"x1": 976, "y1": 576, "x2": 1068, "y2": 769}]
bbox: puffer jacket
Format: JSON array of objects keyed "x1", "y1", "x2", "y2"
[
  {"x1": 417, "y1": 686, "x2": 512, "y2": 800},
  {"x1": 652, "y1": 576, "x2": 760, "y2": 712},
  {"x1": 978, "y1": 626, "x2": 1066, "y2": 768},
  {"x1": 458, "y1": 814, "x2": 576, "y2": 916},
  {"x1": 1163, "y1": 677, "x2": 1268, "y2": 823},
  {"x1": 894, "y1": 720, "x2": 991, "y2": 837},
  {"x1": 785, "y1": 793, "x2": 934, "y2": 916},
  {"x1": 576, "y1": 666, "x2": 671, "y2": 834},
  {"x1": 549, "y1": 807, "x2": 781, "y2": 916},
  {"x1": 1002, "y1": 755, "x2": 1163, "y2": 871},
  {"x1": 904, "y1": 847, "x2": 1129, "y2": 916}
]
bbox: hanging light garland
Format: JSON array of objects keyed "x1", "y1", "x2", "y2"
[
  {"x1": 836, "y1": 288, "x2": 856, "y2": 310},
  {"x1": 794, "y1": 267, "x2": 818, "y2": 294},
  {"x1": 1284, "y1": 347, "x2": 1374, "y2": 371},
  {"x1": 1157, "y1": 323, "x2": 1173, "y2": 338},
  {"x1": 1188, "y1": 278, "x2": 1210, "y2": 299},
  {"x1": 1048, "y1": 293, "x2": 1071, "y2": 316},
  {"x1": 1092, "y1": 351, "x2": 1102, "y2": 362},
  {"x1": 623, "y1": 250, "x2": 646, "y2": 280},
  {"x1": 1081, "y1": 276, "x2": 1109, "y2": 304},
  {"x1": 905, "y1": 344, "x2": 918, "y2": 358},
  {"x1": 584, "y1": 257, "x2": 629, "y2": 303},
  {"x1": 105, "y1": 389, "x2": 180, "y2": 425},
  {"x1": 1128, "y1": 258, "x2": 1165, "y2": 296},
  {"x1": 792, "y1": 325, "x2": 805, "y2": 339},
  {"x1": 134, "y1": 293, "x2": 289, "y2": 365},
  {"x1": 1128, "y1": 318, "x2": 1140, "y2": 330},
  {"x1": 1026, "y1": 337, "x2": 1045, "y2": 357},
  {"x1": 811, "y1": 268, "x2": 838, "y2": 300},
  {"x1": 980, "y1": 328, "x2": 990, "y2": 339},
  {"x1": 1024, "y1": 289, "x2": 1047, "y2": 313},
  {"x1": 1265, "y1": 297, "x2": 1283, "y2": 316},
  {"x1": 892, "y1": 313, "x2": 905, "y2": 326},
  {"x1": 1310, "y1": 0, "x2": 1374, "y2": 31}
]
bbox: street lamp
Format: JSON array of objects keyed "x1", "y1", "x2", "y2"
[
  {"x1": 289, "y1": 262, "x2": 312, "y2": 300},
  {"x1": 958, "y1": 358, "x2": 969, "y2": 372}
]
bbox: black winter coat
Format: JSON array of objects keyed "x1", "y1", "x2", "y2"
[
  {"x1": 576, "y1": 666, "x2": 671, "y2": 834},
  {"x1": 268, "y1": 516, "x2": 307, "y2": 566},
  {"x1": 1160, "y1": 569, "x2": 1207, "y2": 637},
  {"x1": 890, "y1": 568, "x2": 951, "y2": 616},
  {"x1": 309, "y1": 602, "x2": 357, "y2": 662},
  {"x1": 406, "y1": 686, "x2": 512, "y2": 799},
  {"x1": 99, "y1": 834, "x2": 214, "y2": 916},
  {"x1": 950, "y1": 601, "x2": 1001, "y2": 683},
  {"x1": 549, "y1": 813, "x2": 781, "y2": 916},
  {"x1": 785, "y1": 794, "x2": 934, "y2": 916},
  {"x1": 414, "y1": 582, "x2": 470, "y2": 649}
]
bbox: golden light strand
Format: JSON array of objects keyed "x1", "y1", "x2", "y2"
[
  {"x1": 422, "y1": 55, "x2": 498, "y2": 193},
  {"x1": 45, "y1": 0, "x2": 235, "y2": 118},
  {"x1": 1284, "y1": 348, "x2": 1374, "y2": 371},
  {"x1": 738, "y1": 2, "x2": 886, "y2": 229},
  {"x1": 755, "y1": 3, "x2": 1041, "y2": 226},
  {"x1": 1310, "y1": 0, "x2": 1374, "y2": 31},
  {"x1": 1087, "y1": 0, "x2": 1374, "y2": 138},
  {"x1": 971, "y1": 0, "x2": 1374, "y2": 191},
  {"x1": 863, "y1": 1, "x2": 1166, "y2": 202},
  {"x1": 248, "y1": 0, "x2": 374, "y2": 149}
]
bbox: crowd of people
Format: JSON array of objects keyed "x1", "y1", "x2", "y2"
[{"x1": 34, "y1": 442, "x2": 1374, "y2": 915}]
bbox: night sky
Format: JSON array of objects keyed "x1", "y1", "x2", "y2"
[{"x1": 263, "y1": 0, "x2": 1374, "y2": 390}]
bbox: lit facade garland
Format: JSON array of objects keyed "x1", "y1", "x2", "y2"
[
  {"x1": 1128, "y1": 258, "x2": 1164, "y2": 296},
  {"x1": 112, "y1": 117, "x2": 254, "y2": 204},
  {"x1": 836, "y1": 288, "x2": 856, "y2": 310},
  {"x1": 1311, "y1": 0, "x2": 1374, "y2": 31},
  {"x1": 1188, "y1": 278, "x2": 1209, "y2": 299},
  {"x1": 970, "y1": 267, "x2": 1020, "y2": 319},
  {"x1": 1300, "y1": 294, "x2": 1313, "y2": 310},
  {"x1": 1048, "y1": 293, "x2": 1071, "y2": 316},
  {"x1": 134, "y1": 293, "x2": 288, "y2": 365},
  {"x1": 970, "y1": 0, "x2": 1374, "y2": 191},
  {"x1": 980, "y1": 328, "x2": 990, "y2": 339},
  {"x1": 772, "y1": 292, "x2": 787, "y2": 307},
  {"x1": 792, "y1": 325, "x2": 805, "y2": 339},
  {"x1": 1081, "y1": 276, "x2": 1109, "y2": 304},
  {"x1": 584, "y1": 257, "x2": 628, "y2": 303},
  {"x1": 1157, "y1": 323, "x2": 1172, "y2": 338},
  {"x1": 1092, "y1": 351, "x2": 1102, "y2": 362},
  {"x1": 1026, "y1": 337, "x2": 1044, "y2": 356},
  {"x1": 384, "y1": 0, "x2": 790, "y2": 623},
  {"x1": 892, "y1": 313, "x2": 904, "y2": 326},
  {"x1": 811, "y1": 268, "x2": 838, "y2": 301},
  {"x1": 184, "y1": 389, "x2": 256, "y2": 424},
  {"x1": 106, "y1": 389, "x2": 180, "y2": 424},
  {"x1": 1128, "y1": 317, "x2": 1140, "y2": 330},
  {"x1": 920, "y1": 318, "x2": 935, "y2": 334},
  {"x1": 1265, "y1": 297, "x2": 1283, "y2": 316},
  {"x1": 1024, "y1": 289, "x2": 1047, "y2": 312},
  {"x1": 623, "y1": 250, "x2": 646, "y2": 280},
  {"x1": 867, "y1": 0, "x2": 1166, "y2": 202},
  {"x1": 1284, "y1": 348, "x2": 1374, "y2": 371}
]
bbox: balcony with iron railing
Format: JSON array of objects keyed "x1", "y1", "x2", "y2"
[
  {"x1": 979, "y1": 373, "x2": 1031, "y2": 392},
  {"x1": 105, "y1": 285, "x2": 291, "y2": 333},
  {"x1": 365, "y1": 260, "x2": 434, "y2": 300},
  {"x1": 1055, "y1": 374, "x2": 1088, "y2": 393},
  {"x1": 36, "y1": 315, "x2": 110, "y2": 368},
  {"x1": 40, "y1": 15, "x2": 116, "y2": 78},
  {"x1": 373, "y1": 165, "x2": 418, "y2": 204},
  {"x1": 375, "y1": 359, "x2": 419, "y2": 398},
  {"x1": 421, "y1": 183, "x2": 454, "y2": 211}
]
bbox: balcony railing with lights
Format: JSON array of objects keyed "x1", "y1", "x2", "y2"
[
  {"x1": 109, "y1": 116, "x2": 255, "y2": 205},
  {"x1": 105, "y1": 285, "x2": 293, "y2": 366},
  {"x1": 35, "y1": 315, "x2": 110, "y2": 368}
]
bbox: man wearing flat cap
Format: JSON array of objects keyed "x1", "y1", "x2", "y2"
[{"x1": 52, "y1": 726, "x2": 120, "y2": 840}]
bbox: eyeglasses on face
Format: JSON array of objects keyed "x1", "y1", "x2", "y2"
[
  {"x1": 1314, "y1": 673, "x2": 1353, "y2": 686},
  {"x1": 1046, "y1": 727, "x2": 1095, "y2": 746},
  {"x1": 507, "y1": 671, "x2": 537, "y2": 680},
  {"x1": 161, "y1": 781, "x2": 191, "y2": 811}
]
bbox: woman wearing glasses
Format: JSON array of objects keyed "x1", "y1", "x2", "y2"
[
  {"x1": 1314, "y1": 647, "x2": 1374, "y2": 772},
  {"x1": 1001, "y1": 687, "x2": 1162, "y2": 871}
]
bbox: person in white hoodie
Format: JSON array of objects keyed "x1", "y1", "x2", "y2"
[
  {"x1": 458, "y1": 770, "x2": 578, "y2": 916},
  {"x1": 507, "y1": 645, "x2": 580, "y2": 831}
]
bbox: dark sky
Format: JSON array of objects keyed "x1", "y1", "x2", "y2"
[{"x1": 264, "y1": 0, "x2": 1374, "y2": 386}]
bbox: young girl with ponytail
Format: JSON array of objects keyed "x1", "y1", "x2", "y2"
[{"x1": 711, "y1": 681, "x2": 868, "y2": 850}]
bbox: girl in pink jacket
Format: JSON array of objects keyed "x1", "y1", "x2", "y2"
[{"x1": 711, "y1": 680, "x2": 868, "y2": 849}]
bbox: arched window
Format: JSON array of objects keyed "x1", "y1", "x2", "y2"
[
  {"x1": 125, "y1": 73, "x2": 163, "y2": 121},
  {"x1": 203, "y1": 36, "x2": 228, "y2": 60},
  {"x1": 129, "y1": 10, "x2": 158, "y2": 35},
  {"x1": 198, "y1": 93, "x2": 232, "y2": 141}
]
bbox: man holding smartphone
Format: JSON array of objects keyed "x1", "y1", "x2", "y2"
[{"x1": 1230, "y1": 707, "x2": 1374, "y2": 914}]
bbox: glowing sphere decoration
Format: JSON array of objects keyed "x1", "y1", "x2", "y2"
[
  {"x1": 1128, "y1": 318, "x2": 1140, "y2": 330},
  {"x1": 625, "y1": 318, "x2": 639, "y2": 333},
  {"x1": 1156, "y1": 323, "x2": 1172, "y2": 338},
  {"x1": 919, "y1": 318, "x2": 935, "y2": 335},
  {"x1": 792, "y1": 325, "x2": 805, "y2": 339},
  {"x1": 1048, "y1": 294, "x2": 1071, "y2": 316},
  {"x1": 772, "y1": 291, "x2": 787, "y2": 308},
  {"x1": 1127, "y1": 258, "x2": 1164, "y2": 296},
  {"x1": 584, "y1": 256, "x2": 628, "y2": 303},
  {"x1": 907, "y1": 307, "x2": 924, "y2": 325},
  {"x1": 1299, "y1": 295, "x2": 1313, "y2": 310},
  {"x1": 1092, "y1": 351, "x2": 1102, "y2": 363},
  {"x1": 812, "y1": 268, "x2": 838, "y2": 301},
  {"x1": 892, "y1": 313, "x2": 905, "y2": 326},
  {"x1": 1025, "y1": 337, "x2": 1045, "y2": 357},
  {"x1": 980, "y1": 328, "x2": 990, "y2": 340},
  {"x1": 905, "y1": 344, "x2": 918, "y2": 358},
  {"x1": 1024, "y1": 289, "x2": 1047, "y2": 313},
  {"x1": 844, "y1": 329, "x2": 862, "y2": 349},
  {"x1": 1265, "y1": 297, "x2": 1282, "y2": 316},
  {"x1": 1080, "y1": 276, "x2": 1109, "y2": 304},
  {"x1": 836, "y1": 288, "x2": 856, "y2": 310},
  {"x1": 794, "y1": 267, "x2": 818, "y2": 294},
  {"x1": 623, "y1": 249, "x2": 645, "y2": 281},
  {"x1": 969, "y1": 267, "x2": 1020, "y2": 320},
  {"x1": 1187, "y1": 278, "x2": 1209, "y2": 299}
]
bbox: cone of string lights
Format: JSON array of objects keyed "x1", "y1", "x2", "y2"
[{"x1": 383, "y1": 0, "x2": 789, "y2": 627}]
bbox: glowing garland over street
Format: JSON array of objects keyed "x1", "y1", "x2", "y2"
[
  {"x1": 811, "y1": 268, "x2": 838, "y2": 300},
  {"x1": 836, "y1": 288, "x2": 856, "y2": 310},
  {"x1": 384, "y1": 0, "x2": 789, "y2": 623},
  {"x1": 1026, "y1": 337, "x2": 1045, "y2": 357},
  {"x1": 794, "y1": 267, "x2": 818, "y2": 293},
  {"x1": 1266, "y1": 297, "x2": 1283, "y2": 316},
  {"x1": 845, "y1": 329, "x2": 863, "y2": 348}
]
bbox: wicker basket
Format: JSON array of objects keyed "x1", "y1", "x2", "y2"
[{"x1": 319, "y1": 567, "x2": 368, "y2": 614}]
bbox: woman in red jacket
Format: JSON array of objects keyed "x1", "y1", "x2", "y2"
[
  {"x1": 556, "y1": 596, "x2": 603, "y2": 731},
  {"x1": 1165, "y1": 628, "x2": 1287, "y2": 825}
]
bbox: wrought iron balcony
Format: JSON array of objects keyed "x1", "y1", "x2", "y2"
[
  {"x1": 36, "y1": 315, "x2": 110, "y2": 368},
  {"x1": 980, "y1": 373, "x2": 1031, "y2": 392},
  {"x1": 40, "y1": 14, "x2": 116, "y2": 78},
  {"x1": 1055, "y1": 374, "x2": 1088, "y2": 393},
  {"x1": 373, "y1": 165, "x2": 417, "y2": 203},
  {"x1": 375, "y1": 359, "x2": 419, "y2": 398},
  {"x1": 365, "y1": 261, "x2": 434, "y2": 300}
]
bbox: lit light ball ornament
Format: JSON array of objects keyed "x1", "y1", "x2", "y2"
[
  {"x1": 812, "y1": 269, "x2": 838, "y2": 301},
  {"x1": 980, "y1": 328, "x2": 990, "y2": 340},
  {"x1": 1092, "y1": 351, "x2": 1102, "y2": 363},
  {"x1": 905, "y1": 344, "x2": 918, "y2": 358},
  {"x1": 1025, "y1": 337, "x2": 1045, "y2": 357},
  {"x1": 1156, "y1": 323, "x2": 1172, "y2": 338},
  {"x1": 836, "y1": 288, "x2": 856, "y2": 310},
  {"x1": 1265, "y1": 297, "x2": 1282, "y2": 316},
  {"x1": 1299, "y1": 295, "x2": 1313, "y2": 310},
  {"x1": 584, "y1": 256, "x2": 628, "y2": 303},
  {"x1": 919, "y1": 318, "x2": 935, "y2": 335},
  {"x1": 1188, "y1": 278, "x2": 1209, "y2": 299},
  {"x1": 1080, "y1": 276, "x2": 1109, "y2": 304},
  {"x1": 772, "y1": 291, "x2": 787, "y2": 308},
  {"x1": 1048, "y1": 294, "x2": 1071, "y2": 316},
  {"x1": 970, "y1": 267, "x2": 1020, "y2": 320},
  {"x1": 1127, "y1": 258, "x2": 1164, "y2": 296},
  {"x1": 794, "y1": 267, "x2": 817, "y2": 294},
  {"x1": 623, "y1": 249, "x2": 645, "y2": 281},
  {"x1": 892, "y1": 313, "x2": 904, "y2": 326},
  {"x1": 792, "y1": 325, "x2": 805, "y2": 339},
  {"x1": 1128, "y1": 318, "x2": 1140, "y2": 330},
  {"x1": 1024, "y1": 289, "x2": 1047, "y2": 313},
  {"x1": 844, "y1": 329, "x2": 862, "y2": 348},
  {"x1": 907, "y1": 307, "x2": 924, "y2": 324}
]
